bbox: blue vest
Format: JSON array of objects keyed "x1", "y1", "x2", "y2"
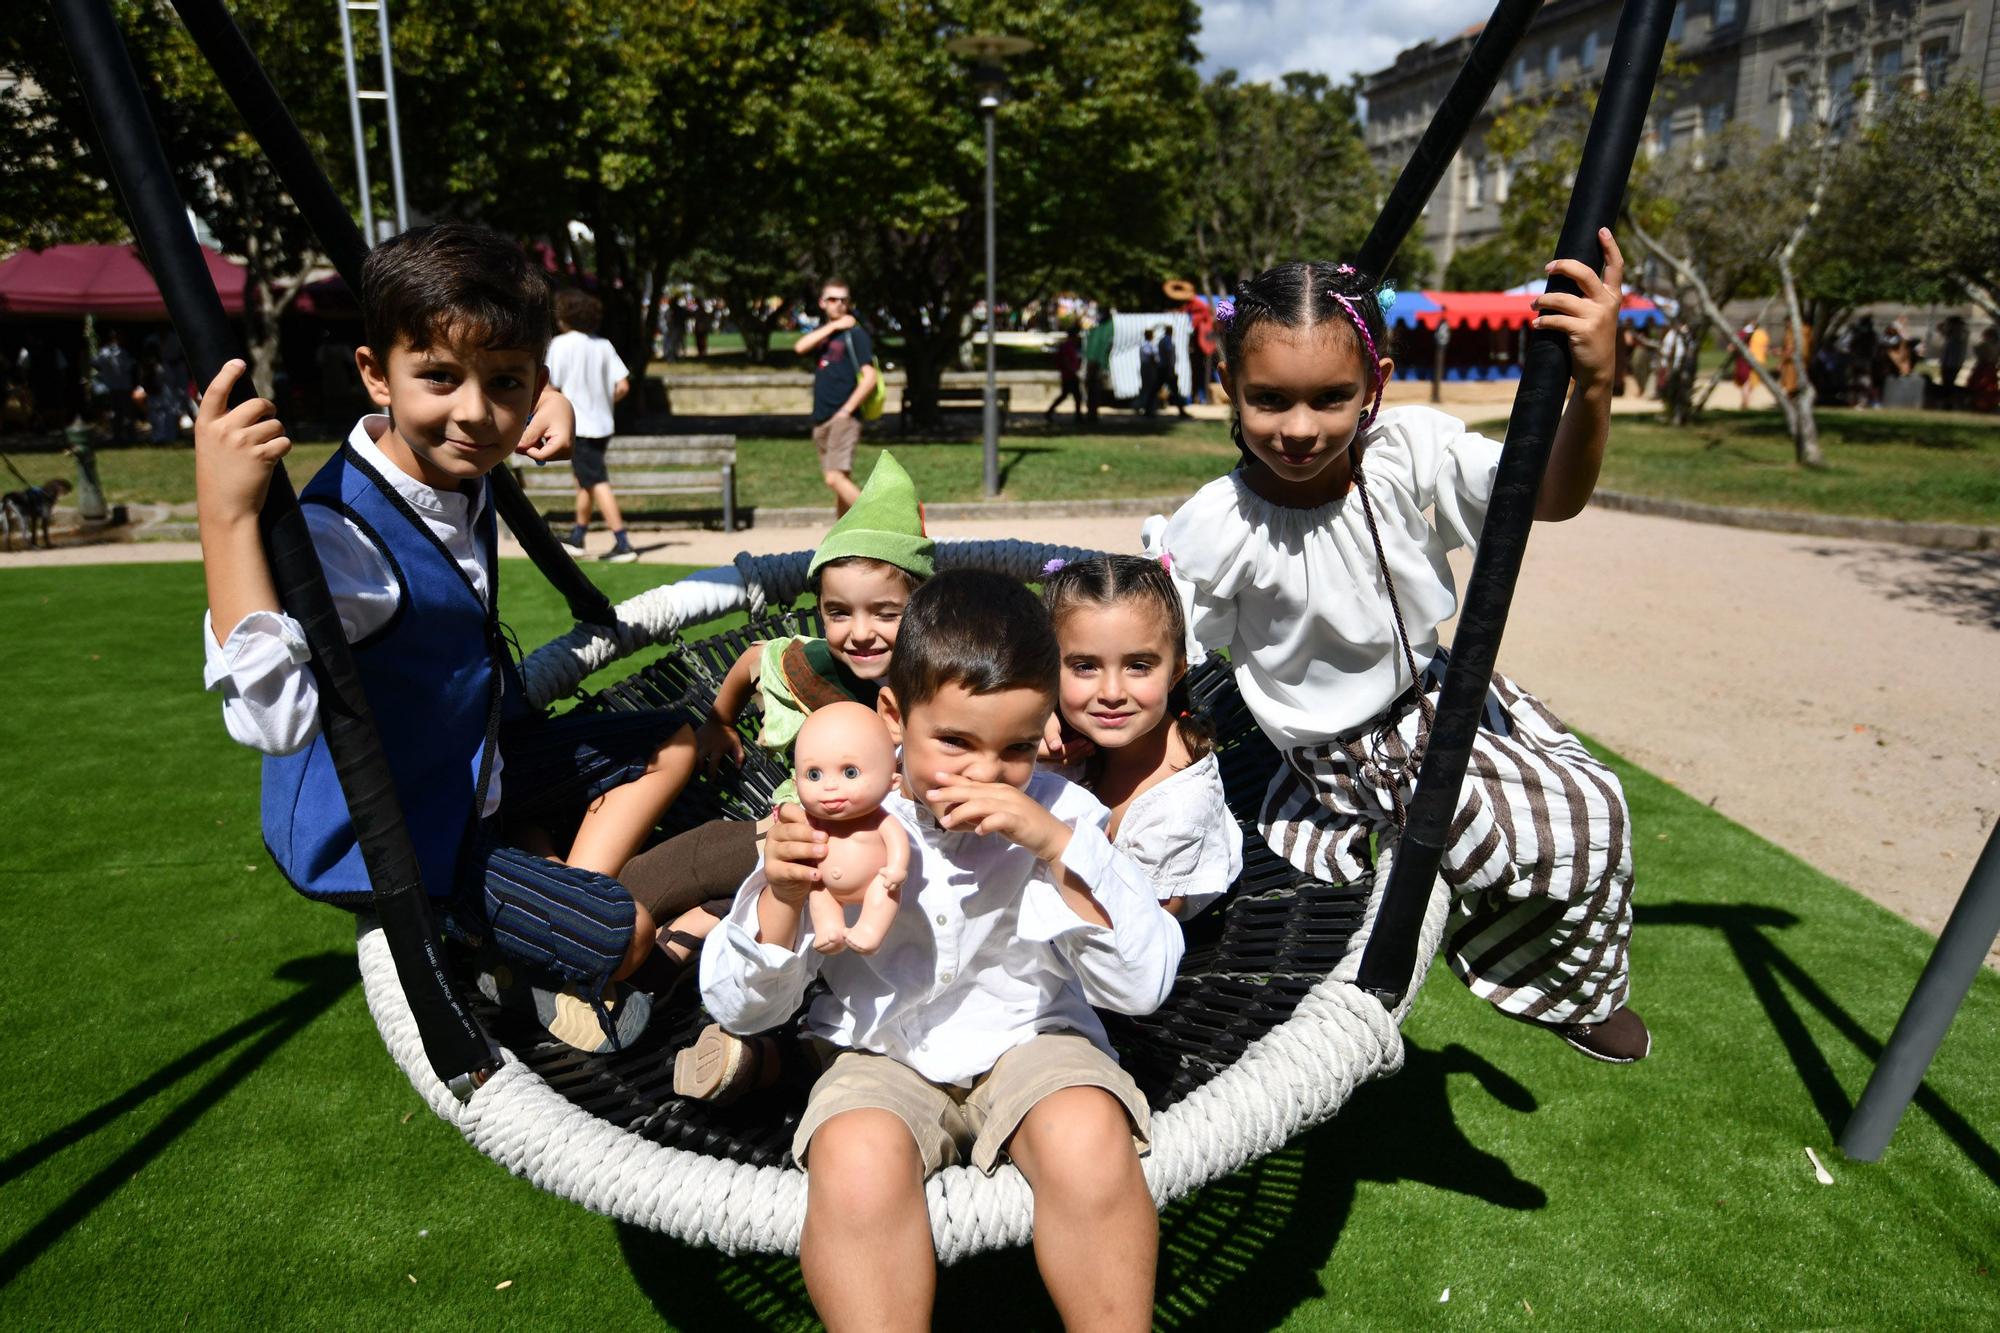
[{"x1": 262, "y1": 444, "x2": 525, "y2": 903}]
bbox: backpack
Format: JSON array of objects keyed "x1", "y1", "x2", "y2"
[{"x1": 844, "y1": 330, "x2": 887, "y2": 422}]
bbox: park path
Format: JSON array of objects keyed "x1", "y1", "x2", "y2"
[{"x1": 12, "y1": 504, "x2": 1996, "y2": 960}]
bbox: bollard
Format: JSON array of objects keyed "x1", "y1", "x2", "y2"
[{"x1": 65, "y1": 418, "x2": 110, "y2": 521}]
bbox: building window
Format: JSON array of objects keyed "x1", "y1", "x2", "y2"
[
  {"x1": 1922, "y1": 39, "x2": 1951, "y2": 91},
  {"x1": 1714, "y1": 0, "x2": 1739, "y2": 27},
  {"x1": 1468, "y1": 158, "x2": 1483, "y2": 208},
  {"x1": 1512, "y1": 55, "x2": 1526, "y2": 93},
  {"x1": 1829, "y1": 56, "x2": 1856, "y2": 135},
  {"x1": 1669, "y1": 3, "x2": 1686, "y2": 43},
  {"x1": 1581, "y1": 31, "x2": 1600, "y2": 70},
  {"x1": 1658, "y1": 114, "x2": 1675, "y2": 154},
  {"x1": 1781, "y1": 73, "x2": 1811, "y2": 139},
  {"x1": 1705, "y1": 103, "x2": 1727, "y2": 138},
  {"x1": 1546, "y1": 45, "x2": 1561, "y2": 81},
  {"x1": 1874, "y1": 45, "x2": 1903, "y2": 104},
  {"x1": 1494, "y1": 159, "x2": 1510, "y2": 204}
]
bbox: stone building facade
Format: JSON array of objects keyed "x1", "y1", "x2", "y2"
[{"x1": 1363, "y1": 0, "x2": 2000, "y2": 274}]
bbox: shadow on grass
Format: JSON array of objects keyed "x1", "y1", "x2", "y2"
[
  {"x1": 613, "y1": 1035, "x2": 1545, "y2": 1331},
  {"x1": 1639, "y1": 901, "x2": 2000, "y2": 1184},
  {"x1": 0, "y1": 952, "x2": 354, "y2": 1285},
  {"x1": 1799, "y1": 543, "x2": 2000, "y2": 630}
]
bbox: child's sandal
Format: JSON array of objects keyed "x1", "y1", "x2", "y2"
[{"x1": 673, "y1": 1023, "x2": 774, "y2": 1105}]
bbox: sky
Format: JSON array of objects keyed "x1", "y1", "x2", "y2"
[{"x1": 1195, "y1": 0, "x2": 1497, "y2": 103}]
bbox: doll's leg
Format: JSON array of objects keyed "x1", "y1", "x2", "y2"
[
  {"x1": 840, "y1": 874, "x2": 901, "y2": 954},
  {"x1": 807, "y1": 886, "x2": 849, "y2": 954}
]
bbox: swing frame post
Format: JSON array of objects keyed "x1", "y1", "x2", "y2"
[
  {"x1": 1355, "y1": 0, "x2": 1679, "y2": 1009},
  {"x1": 163, "y1": 0, "x2": 617, "y2": 629},
  {"x1": 1839, "y1": 818, "x2": 2000, "y2": 1161},
  {"x1": 1355, "y1": 0, "x2": 1546, "y2": 278},
  {"x1": 48, "y1": 0, "x2": 498, "y2": 1099}
]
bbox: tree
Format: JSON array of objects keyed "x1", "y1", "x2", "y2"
[
  {"x1": 1185, "y1": 71, "x2": 1383, "y2": 292},
  {"x1": 776, "y1": 0, "x2": 1204, "y2": 425},
  {"x1": 1443, "y1": 236, "x2": 1528, "y2": 291}
]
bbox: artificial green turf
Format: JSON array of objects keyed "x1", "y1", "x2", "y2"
[{"x1": 3, "y1": 562, "x2": 1997, "y2": 1329}]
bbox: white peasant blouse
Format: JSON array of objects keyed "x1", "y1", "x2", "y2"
[{"x1": 1159, "y1": 406, "x2": 1504, "y2": 748}]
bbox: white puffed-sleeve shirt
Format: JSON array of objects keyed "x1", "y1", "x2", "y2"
[{"x1": 1160, "y1": 406, "x2": 1504, "y2": 748}]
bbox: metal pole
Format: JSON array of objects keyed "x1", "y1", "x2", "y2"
[
  {"x1": 1840, "y1": 819, "x2": 2000, "y2": 1161},
  {"x1": 981, "y1": 105, "x2": 1000, "y2": 497},
  {"x1": 335, "y1": 0, "x2": 373, "y2": 242},
  {"x1": 1355, "y1": 0, "x2": 1678, "y2": 1008},
  {"x1": 374, "y1": 0, "x2": 409, "y2": 232}
]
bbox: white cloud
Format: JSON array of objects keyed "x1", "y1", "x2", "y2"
[{"x1": 1196, "y1": 0, "x2": 1497, "y2": 100}]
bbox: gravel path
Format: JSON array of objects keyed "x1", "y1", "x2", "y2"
[{"x1": 11, "y1": 502, "x2": 1996, "y2": 961}]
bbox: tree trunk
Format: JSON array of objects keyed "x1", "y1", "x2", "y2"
[{"x1": 896, "y1": 322, "x2": 957, "y2": 432}]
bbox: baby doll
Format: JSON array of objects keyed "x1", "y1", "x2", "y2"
[{"x1": 792, "y1": 701, "x2": 909, "y2": 954}]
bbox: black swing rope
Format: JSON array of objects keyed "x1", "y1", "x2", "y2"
[
  {"x1": 48, "y1": 0, "x2": 497, "y2": 1097},
  {"x1": 1355, "y1": 0, "x2": 1680, "y2": 1007}
]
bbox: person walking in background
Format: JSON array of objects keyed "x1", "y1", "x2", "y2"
[
  {"x1": 793, "y1": 277, "x2": 879, "y2": 515},
  {"x1": 1138, "y1": 327, "x2": 1162, "y2": 417},
  {"x1": 548, "y1": 289, "x2": 638, "y2": 563},
  {"x1": 1166, "y1": 279, "x2": 1214, "y2": 405},
  {"x1": 1156, "y1": 324, "x2": 1190, "y2": 419},
  {"x1": 1968, "y1": 326, "x2": 2000, "y2": 413},
  {"x1": 91, "y1": 328, "x2": 137, "y2": 445},
  {"x1": 1083, "y1": 314, "x2": 1113, "y2": 423},
  {"x1": 1935, "y1": 316, "x2": 1969, "y2": 402},
  {"x1": 1047, "y1": 327, "x2": 1083, "y2": 423}
]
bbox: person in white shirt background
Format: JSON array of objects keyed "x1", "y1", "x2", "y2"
[
  {"x1": 703, "y1": 569, "x2": 1181, "y2": 1333},
  {"x1": 546, "y1": 289, "x2": 636, "y2": 563}
]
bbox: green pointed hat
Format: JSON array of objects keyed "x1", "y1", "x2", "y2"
[{"x1": 808, "y1": 451, "x2": 935, "y2": 579}]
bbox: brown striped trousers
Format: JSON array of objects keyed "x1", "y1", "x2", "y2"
[{"x1": 1260, "y1": 670, "x2": 1633, "y2": 1026}]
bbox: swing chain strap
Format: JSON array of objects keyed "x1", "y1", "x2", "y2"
[{"x1": 1352, "y1": 464, "x2": 1437, "y2": 832}]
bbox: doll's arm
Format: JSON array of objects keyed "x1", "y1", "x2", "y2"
[
  {"x1": 843, "y1": 836, "x2": 905, "y2": 956},
  {"x1": 879, "y1": 815, "x2": 909, "y2": 889}
]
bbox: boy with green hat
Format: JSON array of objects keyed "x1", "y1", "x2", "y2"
[{"x1": 608, "y1": 453, "x2": 935, "y2": 1007}]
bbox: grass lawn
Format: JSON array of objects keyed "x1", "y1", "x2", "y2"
[
  {"x1": 3, "y1": 559, "x2": 1997, "y2": 1328},
  {"x1": 51, "y1": 403, "x2": 2000, "y2": 528}
]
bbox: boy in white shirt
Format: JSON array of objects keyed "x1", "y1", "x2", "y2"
[
  {"x1": 545, "y1": 289, "x2": 635, "y2": 562},
  {"x1": 701, "y1": 569, "x2": 1182, "y2": 1331}
]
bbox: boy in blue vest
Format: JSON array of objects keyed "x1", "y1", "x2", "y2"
[{"x1": 196, "y1": 223, "x2": 700, "y2": 1052}]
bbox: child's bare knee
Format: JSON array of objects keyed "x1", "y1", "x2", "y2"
[
  {"x1": 808, "y1": 1110, "x2": 924, "y2": 1224},
  {"x1": 1012, "y1": 1087, "x2": 1141, "y2": 1203},
  {"x1": 621, "y1": 902, "x2": 658, "y2": 974}
]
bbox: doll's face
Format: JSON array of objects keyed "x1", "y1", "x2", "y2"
[{"x1": 794, "y1": 701, "x2": 897, "y2": 821}]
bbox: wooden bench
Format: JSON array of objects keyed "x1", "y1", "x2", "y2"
[
  {"x1": 902, "y1": 385, "x2": 1010, "y2": 419},
  {"x1": 513, "y1": 434, "x2": 739, "y2": 531}
]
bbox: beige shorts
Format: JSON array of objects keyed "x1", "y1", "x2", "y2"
[
  {"x1": 811, "y1": 414, "x2": 862, "y2": 473},
  {"x1": 792, "y1": 1031, "x2": 1151, "y2": 1176}
]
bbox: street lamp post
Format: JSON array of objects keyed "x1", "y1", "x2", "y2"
[{"x1": 945, "y1": 33, "x2": 1034, "y2": 499}]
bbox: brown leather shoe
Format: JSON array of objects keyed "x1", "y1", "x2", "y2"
[{"x1": 1542, "y1": 1006, "x2": 1652, "y2": 1064}]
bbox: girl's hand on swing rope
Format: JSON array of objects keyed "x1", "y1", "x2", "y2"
[
  {"x1": 1533, "y1": 226, "x2": 1625, "y2": 395},
  {"x1": 194, "y1": 359, "x2": 290, "y2": 525},
  {"x1": 517, "y1": 383, "x2": 575, "y2": 462}
]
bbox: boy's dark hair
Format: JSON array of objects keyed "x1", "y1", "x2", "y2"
[
  {"x1": 887, "y1": 569, "x2": 1058, "y2": 712},
  {"x1": 1041, "y1": 555, "x2": 1215, "y2": 762},
  {"x1": 360, "y1": 222, "x2": 554, "y2": 358},
  {"x1": 809, "y1": 555, "x2": 926, "y2": 598},
  {"x1": 1220, "y1": 260, "x2": 1389, "y2": 458},
  {"x1": 555, "y1": 288, "x2": 604, "y2": 335}
]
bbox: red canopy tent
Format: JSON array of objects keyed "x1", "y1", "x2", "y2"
[
  {"x1": 1415, "y1": 291, "x2": 1538, "y2": 331},
  {"x1": 0, "y1": 242, "x2": 246, "y2": 317}
]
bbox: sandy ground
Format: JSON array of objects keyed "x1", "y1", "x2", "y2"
[{"x1": 10, "y1": 499, "x2": 1995, "y2": 963}]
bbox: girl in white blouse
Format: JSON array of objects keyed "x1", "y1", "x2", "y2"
[
  {"x1": 1041, "y1": 554, "x2": 1243, "y2": 919},
  {"x1": 1155, "y1": 235, "x2": 1651, "y2": 1064}
]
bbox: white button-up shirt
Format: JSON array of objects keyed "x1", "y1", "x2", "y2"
[
  {"x1": 198, "y1": 415, "x2": 505, "y2": 814},
  {"x1": 699, "y1": 769, "x2": 1185, "y2": 1087}
]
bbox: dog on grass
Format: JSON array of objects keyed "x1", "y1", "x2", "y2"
[{"x1": 2, "y1": 478, "x2": 71, "y2": 551}]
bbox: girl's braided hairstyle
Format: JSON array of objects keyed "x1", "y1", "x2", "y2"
[
  {"x1": 1041, "y1": 554, "x2": 1215, "y2": 765},
  {"x1": 1218, "y1": 260, "x2": 1392, "y2": 461}
]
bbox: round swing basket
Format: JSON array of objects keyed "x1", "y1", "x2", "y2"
[{"x1": 356, "y1": 540, "x2": 1447, "y2": 1259}]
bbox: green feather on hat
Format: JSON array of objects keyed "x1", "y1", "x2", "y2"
[{"x1": 808, "y1": 452, "x2": 935, "y2": 579}]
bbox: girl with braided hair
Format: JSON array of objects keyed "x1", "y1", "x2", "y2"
[{"x1": 1153, "y1": 230, "x2": 1651, "y2": 1063}]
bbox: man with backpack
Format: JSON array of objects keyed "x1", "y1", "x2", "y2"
[{"x1": 794, "y1": 278, "x2": 879, "y2": 515}]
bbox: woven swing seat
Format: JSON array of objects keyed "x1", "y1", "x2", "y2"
[{"x1": 356, "y1": 541, "x2": 1448, "y2": 1258}]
